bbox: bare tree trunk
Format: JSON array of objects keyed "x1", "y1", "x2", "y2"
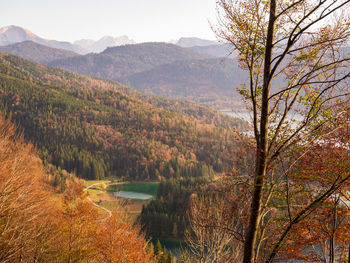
[
  {"x1": 243, "y1": 1, "x2": 276, "y2": 262},
  {"x1": 329, "y1": 198, "x2": 338, "y2": 263},
  {"x1": 329, "y1": 234, "x2": 334, "y2": 263},
  {"x1": 329, "y1": 197, "x2": 339, "y2": 263}
]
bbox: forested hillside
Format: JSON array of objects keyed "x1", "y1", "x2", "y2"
[
  {"x1": 47, "y1": 42, "x2": 245, "y2": 109},
  {"x1": 0, "y1": 41, "x2": 246, "y2": 109},
  {"x1": 0, "y1": 53, "x2": 246, "y2": 181},
  {"x1": 48, "y1": 42, "x2": 209, "y2": 79},
  {"x1": 141, "y1": 173, "x2": 212, "y2": 240},
  {"x1": 127, "y1": 58, "x2": 242, "y2": 108},
  {"x1": 0, "y1": 41, "x2": 79, "y2": 64}
]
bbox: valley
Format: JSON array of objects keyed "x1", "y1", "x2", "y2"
[
  {"x1": 2, "y1": 1, "x2": 348, "y2": 259},
  {"x1": 0, "y1": 51, "x2": 248, "y2": 258}
]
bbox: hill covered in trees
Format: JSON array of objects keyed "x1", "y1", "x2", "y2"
[
  {"x1": 127, "y1": 57, "x2": 242, "y2": 108},
  {"x1": 48, "y1": 42, "x2": 209, "y2": 79},
  {"x1": 0, "y1": 41, "x2": 79, "y2": 64},
  {"x1": 0, "y1": 53, "x2": 246, "y2": 181},
  {"x1": 46, "y1": 42, "x2": 245, "y2": 109},
  {"x1": 0, "y1": 41, "x2": 246, "y2": 109}
]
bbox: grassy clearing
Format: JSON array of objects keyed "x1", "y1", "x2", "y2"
[
  {"x1": 107, "y1": 182, "x2": 159, "y2": 196},
  {"x1": 102, "y1": 201, "x2": 122, "y2": 211},
  {"x1": 84, "y1": 180, "x2": 155, "y2": 222},
  {"x1": 87, "y1": 189, "x2": 104, "y2": 195},
  {"x1": 87, "y1": 190, "x2": 117, "y2": 203},
  {"x1": 84, "y1": 180, "x2": 110, "y2": 187}
]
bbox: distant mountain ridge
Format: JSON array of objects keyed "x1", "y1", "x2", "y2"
[
  {"x1": 48, "y1": 42, "x2": 210, "y2": 79},
  {"x1": 0, "y1": 41, "x2": 79, "y2": 64},
  {"x1": 189, "y1": 43, "x2": 236, "y2": 58},
  {"x1": 0, "y1": 25, "x2": 137, "y2": 54},
  {"x1": 0, "y1": 25, "x2": 226, "y2": 55},
  {"x1": 74, "y1": 35, "x2": 136, "y2": 53},
  {"x1": 47, "y1": 42, "x2": 245, "y2": 108},
  {"x1": 126, "y1": 57, "x2": 244, "y2": 108},
  {"x1": 0, "y1": 26, "x2": 244, "y2": 109},
  {"x1": 176, "y1": 37, "x2": 218, "y2": 47},
  {"x1": 0, "y1": 25, "x2": 40, "y2": 45},
  {"x1": 0, "y1": 25, "x2": 87, "y2": 54}
]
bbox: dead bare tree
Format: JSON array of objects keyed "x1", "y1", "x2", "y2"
[{"x1": 186, "y1": 181, "x2": 250, "y2": 262}]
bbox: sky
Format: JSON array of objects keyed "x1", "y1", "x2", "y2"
[{"x1": 1, "y1": 0, "x2": 218, "y2": 43}]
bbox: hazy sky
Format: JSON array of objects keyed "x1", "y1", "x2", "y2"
[{"x1": 1, "y1": 0, "x2": 218, "y2": 43}]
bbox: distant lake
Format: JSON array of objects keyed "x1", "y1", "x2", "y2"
[
  {"x1": 108, "y1": 182, "x2": 159, "y2": 196},
  {"x1": 220, "y1": 110, "x2": 251, "y2": 122},
  {"x1": 221, "y1": 110, "x2": 304, "y2": 133},
  {"x1": 108, "y1": 182, "x2": 159, "y2": 200},
  {"x1": 114, "y1": 191, "x2": 153, "y2": 200}
]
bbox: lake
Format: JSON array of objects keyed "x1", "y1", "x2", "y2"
[
  {"x1": 221, "y1": 110, "x2": 304, "y2": 136},
  {"x1": 114, "y1": 191, "x2": 153, "y2": 200},
  {"x1": 108, "y1": 182, "x2": 159, "y2": 201},
  {"x1": 220, "y1": 110, "x2": 252, "y2": 122}
]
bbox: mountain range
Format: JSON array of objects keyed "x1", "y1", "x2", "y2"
[
  {"x1": 46, "y1": 42, "x2": 245, "y2": 108},
  {"x1": 0, "y1": 25, "x2": 138, "y2": 54},
  {"x1": 0, "y1": 25, "x2": 86, "y2": 54},
  {"x1": 0, "y1": 41, "x2": 79, "y2": 64},
  {"x1": 0, "y1": 25, "x2": 245, "y2": 109},
  {"x1": 175, "y1": 37, "x2": 218, "y2": 47},
  {"x1": 48, "y1": 42, "x2": 210, "y2": 77},
  {"x1": 74, "y1": 35, "x2": 136, "y2": 53},
  {"x1": 0, "y1": 25, "x2": 223, "y2": 54}
]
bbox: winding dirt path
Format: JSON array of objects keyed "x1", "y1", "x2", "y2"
[
  {"x1": 84, "y1": 182, "x2": 112, "y2": 218},
  {"x1": 84, "y1": 181, "x2": 151, "y2": 219}
]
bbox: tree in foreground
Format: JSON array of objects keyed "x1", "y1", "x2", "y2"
[
  {"x1": 215, "y1": 0, "x2": 350, "y2": 262},
  {"x1": 0, "y1": 115, "x2": 154, "y2": 262},
  {"x1": 186, "y1": 181, "x2": 249, "y2": 262},
  {"x1": 0, "y1": 115, "x2": 54, "y2": 262},
  {"x1": 94, "y1": 212, "x2": 154, "y2": 263},
  {"x1": 275, "y1": 115, "x2": 350, "y2": 262}
]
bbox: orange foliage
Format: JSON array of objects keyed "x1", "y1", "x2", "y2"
[
  {"x1": 276, "y1": 117, "x2": 350, "y2": 262},
  {"x1": 94, "y1": 213, "x2": 153, "y2": 263},
  {"x1": 0, "y1": 115, "x2": 54, "y2": 262},
  {"x1": 0, "y1": 116, "x2": 154, "y2": 262}
]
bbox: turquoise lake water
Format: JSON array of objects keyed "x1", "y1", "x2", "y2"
[{"x1": 114, "y1": 191, "x2": 153, "y2": 200}]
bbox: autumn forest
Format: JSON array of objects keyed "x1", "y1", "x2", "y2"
[{"x1": 2, "y1": 0, "x2": 350, "y2": 262}]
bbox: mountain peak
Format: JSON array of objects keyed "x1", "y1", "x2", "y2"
[
  {"x1": 176, "y1": 37, "x2": 218, "y2": 48},
  {"x1": 0, "y1": 25, "x2": 22, "y2": 32},
  {"x1": 0, "y1": 25, "x2": 86, "y2": 54},
  {"x1": 0, "y1": 25, "x2": 37, "y2": 37},
  {"x1": 0, "y1": 25, "x2": 41, "y2": 45},
  {"x1": 74, "y1": 35, "x2": 136, "y2": 53}
]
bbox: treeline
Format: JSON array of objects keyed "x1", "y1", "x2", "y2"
[
  {"x1": 0, "y1": 53, "x2": 244, "y2": 180},
  {"x1": 0, "y1": 115, "x2": 153, "y2": 263},
  {"x1": 140, "y1": 165, "x2": 212, "y2": 239}
]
